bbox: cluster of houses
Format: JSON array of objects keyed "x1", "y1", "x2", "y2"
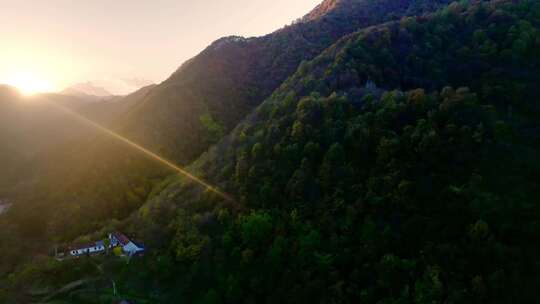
[{"x1": 68, "y1": 232, "x2": 145, "y2": 257}]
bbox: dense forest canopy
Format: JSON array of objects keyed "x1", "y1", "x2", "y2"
[{"x1": 1, "y1": 0, "x2": 539, "y2": 303}]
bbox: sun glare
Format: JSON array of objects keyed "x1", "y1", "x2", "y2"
[{"x1": 2, "y1": 71, "x2": 54, "y2": 95}]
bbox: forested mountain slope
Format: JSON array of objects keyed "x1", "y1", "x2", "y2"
[
  {"x1": 2, "y1": 0, "x2": 457, "y2": 245},
  {"x1": 118, "y1": 0, "x2": 455, "y2": 163},
  {"x1": 0, "y1": 84, "x2": 156, "y2": 245},
  {"x1": 0, "y1": 85, "x2": 157, "y2": 284},
  {"x1": 115, "y1": 1, "x2": 538, "y2": 302},
  {"x1": 187, "y1": 0, "x2": 540, "y2": 201},
  {"x1": 43, "y1": 0, "x2": 456, "y2": 223},
  {"x1": 0, "y1": 86, "x2": 137, "y2": 195}
]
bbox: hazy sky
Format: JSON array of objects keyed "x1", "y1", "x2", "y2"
[{"x1": 0, "y1": 0, "x2": 321, "y2": 94}]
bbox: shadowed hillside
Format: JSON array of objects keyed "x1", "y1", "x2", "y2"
[{"x1": 0, "y1": 84, "x2": 155, "y2": 196}]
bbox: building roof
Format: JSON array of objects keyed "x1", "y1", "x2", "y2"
[
  {"x1": 70, "y1": 243, "x2": 95, "y2": 251},
  {"x1": 131, "y1": 240, "x2": 145, "y2": 250},
  {"x1": 112, "y1": 232, "x2": 131, "y2": 246},
  {"x1": 70, "y1": 241, "x2": 104, "y2": 251}
]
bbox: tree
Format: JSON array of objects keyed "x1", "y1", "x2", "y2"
[
  {"x1": 319, "y1": 143, "x2": 346, "y2": 191},
  {"x1": 103, "y1": 237, "x2": 111, "y2": 255},
  {"x1": 173, "y1": 210, "x2": 208, "y2": 263},
  {"x1": 241, "y1": 211, "x2": 273, "y2": 248}
]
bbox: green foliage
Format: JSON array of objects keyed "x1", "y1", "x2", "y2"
[
  {"x1": 200, "y1": 113, "x2": 225, "y2": 143},
  {"x1": 172, "y1": 210, "x2": 209, "y2": 263},
  {"x1": 240, "y1": 211, "x2": 273, "y2": 248},
  {"x1": 118, "y1": 3, "x2": 540, "y2": 302},
  {"x1": 126, "y1": 2, "x2": 539, "y2": 301},
  {"x1": 113, "y1": 247, "x2": 123, "y2": 256}
]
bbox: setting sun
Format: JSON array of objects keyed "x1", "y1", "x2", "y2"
[{"x1": 1, "y1": 71, "x2": 54, "y2": 95}]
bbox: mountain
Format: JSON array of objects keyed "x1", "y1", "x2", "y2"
[
  {"x1": 186, "y1": 0, "x2": 540, "y2": 207},
  {"x1": 119, "y1": 0, "x2": 538, "y2": 302},
  {"x1": 62, "y1": 81, "x2": 112, "y2": 97},
  {"x1": 301, "y1": 0, "x2": 341, "y2": 21},
  {"x1": 2, "y1": 0, "x2": 540, "y2": 302},
  {"x1": 17, "y1": 0, "x2": 455, "y2": 231},
  {"x1": 74, "y1": 84, "x2": 157, "y2": 125},
  {"x1": 0, "y1": 85, "x2": 155, "y2": 196},
  {"x1": 117, "y1": 0, "x2": 455, "y2": 164},
  {"x1": 0, "y1": 0, "x2": 457, "y2": 234},
  {"x1": 0, "y1": 86, "x2": 102, "y2": 193}
]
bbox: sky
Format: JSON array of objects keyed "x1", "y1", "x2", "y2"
[{"x1": 0, "y1": 0, "x2": 321, "y2": 95}]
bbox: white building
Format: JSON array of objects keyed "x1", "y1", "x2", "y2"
[
  {"x1": 109, "y1": 232, "x2": 145, "y2": 256},
  {"x1": 69, "y1": 232, "x2": 144, "y2": 257},
  {"x1": 69, "y1": 240, "x2": 106, "y2": 256}
]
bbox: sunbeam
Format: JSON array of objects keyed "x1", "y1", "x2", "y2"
[{"x1": 41, "y1": 96, "x2": 235, "y2": 203}]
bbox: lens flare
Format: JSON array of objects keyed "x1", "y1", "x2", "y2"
[{"x1": 41, "y1": 96, "x2": 235, "y2": 203}]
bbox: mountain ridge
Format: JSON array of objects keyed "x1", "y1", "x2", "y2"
[
  {"x1": 118, "y1": 0, "x2": 455, "y2": 164},
  {"x1": 61, "y1": 82, "x2": 113, "y2": 97},
  {"x1": 301, "y1": 0, "x2": 343, "y2": 22}
]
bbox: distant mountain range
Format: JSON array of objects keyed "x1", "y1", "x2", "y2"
[
  {"x1": 61, "y1": 82, "x2": 113, "y2": 97},
  {"x1": 61, "y1": 78, "x2": 155, "y2": 97}
]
